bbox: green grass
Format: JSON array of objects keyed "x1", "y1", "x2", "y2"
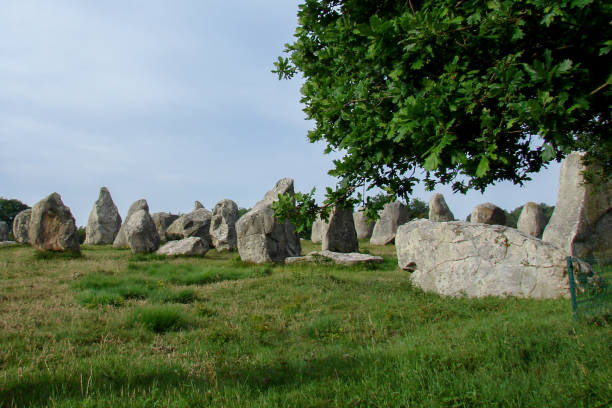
[{"x1": 0, "y1": 242, "x2": 610, "y2": 407}]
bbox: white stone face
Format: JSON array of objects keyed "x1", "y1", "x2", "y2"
[
  {"x1": 157, "y1": 237, "x2": 209, "y2": 256},
  {"x1": 370, "y1": 201, "x2": 409, "y2": 245},
  {"x1": 209, "y1": 199, "x2": 238, "y2": 252}
]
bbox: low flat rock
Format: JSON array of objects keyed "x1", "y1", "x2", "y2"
[
  {"x1": 396, "y1": 219, "x2": 596, "y2": 299},
  {"x1": 166, "y1": 208, "x2": 212, "y2": 244},
  {"x1": 12, "y1": 209, "x2": 31, "y2": 244},
  {"x1": 286, "y1": 250, "x2": 383, "y2": 266},
  {"x1": 157, "y1": 237, "x2": 209, "y2": 256}
]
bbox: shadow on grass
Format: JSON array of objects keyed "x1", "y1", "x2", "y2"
[{"x1": 33, "y1": 250, "x2": 82, "y2": 260}]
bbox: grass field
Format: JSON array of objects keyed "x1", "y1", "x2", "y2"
[{"x1": 0, "y1": 240, "x2": 610, "y2": 407}]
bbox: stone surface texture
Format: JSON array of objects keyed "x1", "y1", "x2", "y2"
[
  {"x1": 429, "y1": 193, "x2": 454, "y2": 222},
  {"x1": 194, "y1": 201, "x2": 204, "y2": 210},
  {"x1": 12, "y1": 209, "x2": 31, "y2": 244},
  {"x1": 236, "y1": 178, "x2": 300, "y2": 263},
  {"x1": 28, "y1": 193, "x2": 80, "y2": 252},
  {"x1": 0, "y1": 221, "x2": 8, "y2": 241},
  {"x1": 152, "y1": 212, "x2": 179, "y2": 242},
  {"x1": 396, "y1": 219, "x2": 595, "y2": 299},
  {"x1": 353, "y1": 208, "x2": 375, "y2": 240},
  {"x1": 470, "y1": 202, "x2": 507, "y2": 225},
  {"x1": 166, "y1": 208, "x2": 213, "y2": 245},
  {"x1": 310, "y1": 216, "x2": 328, "y2": 243},
  {"x1": 210, "y1": 199, "x2": 238, "y2": 251},
  {"x1": 113, "y1": 199, "x2": 149, "y2": 248},
  {"x1": 157, "y1": 237, "x2": 209, "y2": 256},
  {"x1": 125, "y1": 209, "x2": 160, "y2": 254},
  {"x1": 517, "y1": 202, "x2": 546, "y2": 238},
  {"x1": 542, "y1": 152, "x2": 612, "y2": 258},
  {"x1": 286, "y1": 251, "x2": 383, "y2": 266},
  {"x1": 84, "y1": 187, "x2": 122, "y2": 245},
  {"x1": 370, "y1": 201, "x2": 409, "y2": 245},
  {"x1": 322, "y1": 207, "x2": 358, "y2": 253}
]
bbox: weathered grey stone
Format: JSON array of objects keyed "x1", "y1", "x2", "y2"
[
  {"x1": 353, "y1": 207, "x2": 375, "y2": 240},
  {"x1": 429, "y1": 193, "x2": 454, "y2": 222},
  {"x1": 517, "y1": 202, "x2": 546, "y2": 238},
  {"x1": 210, "y1": 199, "x2": 238, "y2": 251},
  {"x1": 152, "y1": 212, "x2": 179, "y2": 242},
  {"x1": 194, "y1": 201, "x2": 204, "y2": 210},
  {"x1": 166, "y1": 208, "x2": 212, "y2": 245},
  {"x1": 12, "y1": 209, "x2": 31, "y2": 244},
  {"x1": 470, "y1": 202, "x2": 506, "y2": 225},
  {"x1": 396, "y1": 219, "x2": 596, "y2": 299},
  {"x1": 542, "y1": 152, "x2": 612, "y2": 258},
  {"x1": 370, "y1": 201, "x2": 409, "y2": 245},
  {"x1": 84, "y1": 187, "x2": 122, "y2": 245},
  {"x1": 322, "y1": 207, "x2": 358, "y2": 253},
  {"x1": 236, "y1": 178, "x2": 301, "y2": 263},
  {"x1": 0, "y1": 241, "x2": 18, "y2": 248},
  {"x1": 310, "y1": 216, "x2": 328, "y2": 243},
  {"x1": 0, "y1": 221, "x2": 8, "y2": 241},
  {"x1": 125, "y1": 209, "x2": 160, "y2": 254},
  {"x1": 286, "y1": 250, "x2": 383, "y2": 266},
  {"x1": 113, "y1": 199, "x2": 149, "y2": 248},
  {"x1": 157, "y1": 237, "x2": 208, "y2": 256},
  {"x1": 28, "y1": 193, "x2": 80, "y2": 252}
]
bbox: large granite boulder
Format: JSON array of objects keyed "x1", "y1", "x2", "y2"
[
  {"x1": 542, "y1": 152, "x2": 612, "y2": 258},
  {"x1": 157, "y1": 237, "x2": 209, "y2": 256},
  {"x1": 370, "y1": 201, "x2": 409, "y2": 245},
  {"x1": 353, "y1": 207, "x2": 375, "y2": 240},
  {"x1": 84, "y1": 187, "x2": 122, "y2": 245},
  {"x1": 0, "y1": 221, "x2": 9, "y2": 241},
  {"x1": 113, "y1": 199, "x2": 149, "y2": 248},
  {"x1": 429, "y1": 193, "x2": 454, "y2": 222},
  {"x1": 210, "y1": 199, "x2": 238, "y2": 251},
  {"x1": 322, "y1": 207, "x2": 358, "y2": 253},
  {"x1": 310, "y1": 216, "x2": 328, "y2": 243},
  {"x1": 12, "y1": 209, "x2": 31, "y2": 244},
  {"x1": 236, "y1": 178, "x2": 301, "y2": 263},
  {"x1": 517, "y1": 202, "x2": 546, "y2": 238},
  {"x1": 166, "y1": 208, "x2": 213, "y2": 245},
  {"x1": 28, "y1": 193, "x2": 80, "y2": 252},
  {"x1": 396, "y1": 219, "x2": 595, "y2": 299},
  {"x1": 152, "y1": 212, "x2": 179, "y2": 242},
  {"x1": 125, "y1": 209, "x2": 160, "y2": 254},
  {"x1": 470, "y1": 202, "x2": 506, "y2": 225}
]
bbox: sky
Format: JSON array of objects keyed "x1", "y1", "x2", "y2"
[{"x1": 1, "y1": 0, "x2": 562, "y2": 227}]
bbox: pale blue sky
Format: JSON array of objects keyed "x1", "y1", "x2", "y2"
[{"x1": 1, "y1": 1, "x2": 561, "y2": 226}]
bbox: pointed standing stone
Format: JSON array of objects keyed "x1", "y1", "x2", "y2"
[
  {"x1": 85, "y1": 187, "x2": 122, "y2": 245},
  {"x1": 517, "y1": 202, "x2": 546, "y2": 238},
  {"x1": 370, "y1": 201, "x2": 409, "y2": 245},
  {"x1": 428, "y1": 193, "x2": 454, "y2": 222},
  {"x1": 113, "y1": 199, "x2": 149, "y2": 248}
]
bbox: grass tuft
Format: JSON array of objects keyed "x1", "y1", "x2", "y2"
[{"x1": 127, "y1": 305, "x2": 192, "y2": 333}]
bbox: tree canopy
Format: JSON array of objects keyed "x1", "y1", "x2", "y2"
[
  {"x1": 0, "y1": 198, "x2": 29, "y2": 228},
  {"x1": 274, "y1": 0, "x2": 611, "y2": 219}
]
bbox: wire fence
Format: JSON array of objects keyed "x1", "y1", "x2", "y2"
[{"x1": 567, "y1": 256, "x2": 612, "y2": 323}]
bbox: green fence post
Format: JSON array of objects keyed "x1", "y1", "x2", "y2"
[{"x1": 567, "y1": 256, "x2": 578, "y2": 321}]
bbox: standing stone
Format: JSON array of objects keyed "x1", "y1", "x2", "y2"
[
  {"x1": 428, "y1": 193, "x2": 454, "y2": 222},
  {"x1": 396, "y1": 219, "x2": 597, "y2": 299},
  {"x1": 370, "y1": 201, "x2": 409, "y2": 245},
  {"x1": 194, "y1": 201, "x2": 204, "y2": 210},
  {"x1": 28, "y1": 193, "x2": 80, "y2": 252},
  {"x1": 84, "y1": 187, "x2": 122, "y2": 245},
  {"x1": 166, "y1": 208, "x2": 213, "y2": 245},
  {"x1": 542, "y1": 152, "x2": 612, "y2": 258},
  {"x1": 210, "y1": 199, "x2": 238, "y2": 251},
  {"x1": 0, "y1": 221, "x2": 9, "y2": 241},
  {"x1": 310, "y1": 216, "x2": 328, "y2": 243},
  {"x1": 152, "y1": 212, "x2": 179, "y2": 242},
  {"x1": 353, "y1": 208, "x2": 375, "y2": 240},
  {"x1": 157, "y1": 237, "x2": 209, "y2": 256},
  {"x1": 470, "y1": 203, "x2": 506, "y2": 225},
  {"x1": 322, "y1": 207, "x2": 358, "y2": 253},
  {"x1": 236, "y1": 178, "x2": 301, "y2": 263},
  {"x1": 12, "y1": 209, "x2": 31, "y2": 244},
  {"x1": 125, "y1": 209, "x2": 160, "y2": 254},
  {"x1": 113, "y1": 199, "x2": 149, "y2": 248},
  {"x1": 517, "y1": 202, "x2": 546, "y2": 238}
]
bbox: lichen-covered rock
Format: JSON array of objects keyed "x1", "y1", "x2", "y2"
[
  {"x1": 12, "y1": 209, "x2": 31, "y2": 244},
  {"x1": 0, "y1": 221, "x2": 8, "y2": 241},
  {"x1": 157, "y1": 237, "x2": 208, "y2": 256},
  {"x1": 353, "y1": 208, "x2": 374, "y2": 240},
  {"x1": 152, "y1": 212, "x2": 179, "y2": 242},
  {"x1": 166, "y1": 208, "x2": 213, "y2": 245},
  {"x1": 310, "y1": 216, "x2": 328, "y2": 243},
  {"x1": 429, "y1": 193, "x2": 454, "y2": 222},
  {"x1": 286, "y1": 250, "x2": 383, "y2": 266},
  {"x1": 517, "y1": 202, "x2": 546, "y2": 238},
  {"x1": 396, "y1": 219, "x2": 595, "y2": 299},
  {"x1": 370, "y1": 201, "x2": 409, "y2": 245},
  {"x1": 236, "y1": 178, "x2": 300, "y2": 263},
  {"x1": 322, "y1": 207, "x2": 358, "y2": 253},
  {"x1": 85, "y1": 187, "x2": 122, "y2": 245},
  {"x1": 28, "y1": 193, "x2": 80, "y2": 252},
  {"x1": 542, "y1": 152, "x2": 612, "y2": 258},
  {"x1": 113, "y1": 199, "x2": 149, "y2": 248},
  {"x1": 125, "y1": 209, "x2": 160, "y2": 254},
  {"x1": 210, "y1": 199, "x2": 238, "y2": 251},
  {"x1": 470, "y1": 202, "x2": 506, "y2": 225}
]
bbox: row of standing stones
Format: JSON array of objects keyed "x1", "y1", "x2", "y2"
[{"x1": 3, "y1": 153, "x2": 609, "y2": 299}]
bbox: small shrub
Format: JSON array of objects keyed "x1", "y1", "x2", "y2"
[{"x1": 127, "y1": 305, "x2": 192, "y2": 333}]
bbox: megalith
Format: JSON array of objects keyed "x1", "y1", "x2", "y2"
[
  {"x1": 210, "y1": 199, "x2": 238, "y2": 251},
  {"x1": 0, "y1": 221, "x2": 8, "y2": 241},
  {"x1": 166, "y1": 208, "x2": 213, "y2": 245},
  {"x1": 310, "y1": 216, "x2": 328, "y2": 243},
  {"x1": 28, "y1": 193, "x2": 80, "y2": 252},
  {"x1": 470, "y1": 202, "x2": 506, "y2": 225},
  {"x1": 113, "y1": 199, "x2": 149, "y2": 248},
  {"x1": 12, "y1": 209, "x2": 31, "y2": 244},
  {"x1": 125, "y1": 209, "x2": 160, "y2": 254},
  {"x1": 151, "y1": 212, "x2": 179, "y2": 242},
  {"x1": 428, "y1": 193, "x2": 454, "y2": 222},
  {"x1": 322, "y1": 207, "x2": 358, "y2": 253},
  {"x1": 517, "y1": 202, "x2": 546, "y2": 238},
  {"x1": 84, "y1": 187, "x2": 122, "y2": 245},
  {"x1": 353, "y1": 208, "x2": 375, "y2": 240},
  {"x1": 370, "y1": 201, "x2": 409, "y2": 245}
]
